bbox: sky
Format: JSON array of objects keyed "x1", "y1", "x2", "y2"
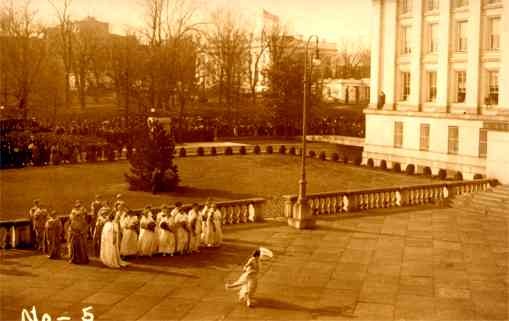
[{"x1": 29, "y1": 0, "x2": 372, "y2": 46}]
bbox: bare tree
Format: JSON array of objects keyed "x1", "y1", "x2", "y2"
[
  {"x1": 206, "y1": 9, "x2": 249, "y2": 123},
  {"x1": 108, "y1": 31, "x2": 140, "y2": 123},
  {"x1": 48, "y1": 0, "x2": 74, "y2": 109},
  {"x1": 335, "y1": 39, "x2": 370, "y2": 79},
  {"x1": 138, "y1": 0, "x2": 202, "y2": 140},
  {"x1": 246, "y1": 30, "x2": 267, "y2": 104},
  {"x1": 164, "y1": 0, "x2": 202, "y2": 141},
  {"x1": 0, "y1": 0, "x2": 46, "y2": 119},
  {"x1": 72, "y1": 20, "x2": 110, "y2": 109}
]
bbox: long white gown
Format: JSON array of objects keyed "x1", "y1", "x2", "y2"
[
  {"x1": 187, "y1": 209, "x2": 202, "y2": 252},
  {"x1": 174, "y1": 212, "x2": 189, "y2": 254},
  {"x1": 158, "y1": 216, "x2": 176, "y2": 255},
  {"x1": 153, "y1": 211, "x2": 165, "y2": 254},
  {"x1": 120, "y1": 215, "x2": 139, "y2": 256},
  {"x1": 138, "y1": 215, "x2": 156, "y2": 256},
  {"x1": 100, "y1": 221, "x2": 128, "y2": 268},
  {"x1": 212, "y1": 209, "x2": 223, "y2": 246},
  {"x1": 204, "y1": 209, "x2": 215, "y2": 246},
  {"x1": 227, "y1": 257, "x2": 259, "y2": 305},
  {"x1": 200, "y1": 206, "x2": 208, "y2": 244}
]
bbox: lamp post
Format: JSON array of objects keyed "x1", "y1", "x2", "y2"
[{"x1": 289, "y1": 35, "x2": 320, "y2": 229}]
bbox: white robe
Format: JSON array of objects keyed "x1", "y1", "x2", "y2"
[
  {"x1": 200, "y1": 207, "x2": 208, "y2": 244},
  {"x1": 174, "y1": 212, "x2": 189, "y2": 254},
  {"x1": 158, "y1": 216, "x2": 175, "y2": 255},
  {"x1": 100, "y1": 221, "x2": 128, "y2": 268},
  {"x1": 227, "y1": 257, "x2": 259, "y2": 301},
  {"x1": 138, "y1": 215, "x2": 156, "y2": 256},
  {"x1": 153, "y1": 211, "x2": 165, "y2": 253},
  {"x1": 204, "y1": 209, "x2": 217, "y2": 246},
  {"x1": 187, "y1": 209, "x2": 202, "y2": 252},
  {"x1": 120, "y1": 215, "x2": 138, "y2": 256},
  {"x1": 212, "y1": 209, "x2": 223, "y2": 246}
]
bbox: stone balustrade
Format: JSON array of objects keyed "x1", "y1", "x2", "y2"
[
  {"x1": 283, "y1": 179, "x2": 496, "y2": 218},
  {"x1": 0, "y1": 198, "x2": 265, "y2": 249}
]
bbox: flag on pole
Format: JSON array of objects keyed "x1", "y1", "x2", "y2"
[{"x1": 262, "y1": 9, "x2": 279, "y2": 23}]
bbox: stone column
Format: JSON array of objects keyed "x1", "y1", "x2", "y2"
[
  {"x1": 383, "y1": 0, "x2": 398, "y2": 110},
  {"x1": 466, "y1": 0, "x2": 482, "y2": 112},
  {"x1": 285, "y1": 195, "x2": 316, "y2": 229},
  {"x1": 436, "y1": 0, "x2": 451, "y2": 110},
  {"x1": 409, "y1": 0, "x2": 423, "y2": 110},
  {"x1": 499, "y1": 1, "x2": 509, "y2": 111},
  {"x1": 369, "y1": 0, "x2": 383, "y2": 109},
  {"x1": 288, "y1": 202, "x2": 316, "y2": 230},
  {"x1": 253, "y1": 201, "x2": 265, "y2": 222}
]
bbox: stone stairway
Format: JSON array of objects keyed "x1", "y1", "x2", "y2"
[{"x1": 450, "y1": 184, "x2": 509, "y2": 217}]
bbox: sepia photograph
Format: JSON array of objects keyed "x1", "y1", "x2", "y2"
[{"x1": 0, "y1": 0, "x2": 508, "y2": 320}]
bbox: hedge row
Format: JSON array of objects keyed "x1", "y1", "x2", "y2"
[
  {"x1": 174, "y1": 145, "x2": 366, "y2": 166},
  {"x1": 363, "y1": 158, "x2": 484, "y2": 180}
]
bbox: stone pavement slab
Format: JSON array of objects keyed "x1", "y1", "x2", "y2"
[{"x1": 1, "y1": 206, "x2": 509, "y2": 321}]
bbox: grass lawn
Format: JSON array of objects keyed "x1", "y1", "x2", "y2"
[{"x1": 0, "y1": 155, "x2": 437, "y2": 220}]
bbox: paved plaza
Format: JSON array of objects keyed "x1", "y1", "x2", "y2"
[{"x1": 1, "y1": 206, "x2": 508, "y2": 321}]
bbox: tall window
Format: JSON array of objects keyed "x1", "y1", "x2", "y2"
[
  {"x1": 487, "y1": 71, "x2": 499, "y2": 105},
  {"x1": 401, "y1": 26, "x2": 412, "y2": 54},
  {"x1": 400, "y1": 0, "x2": 411, "y2": 14},
  {"x1": 428, "y1": 23, "x2": 438, "y2": 53},
  {"x1": 401, "y1": 72, "x2": 411, "y2": 101},
  {"x1": 456, "y1": 71, "x2": 466, "y2": 103},
  {"x1": 427, "y1": 71, "x2": 437, "y2": 102},
  {"x1": 426, "y1": 0, "x2": 439, "y2": 11},
  {"x1": 420, "y1": 124, "x2": 430, "y2": 151},
  {"x1": 487, "y1": 17, "x2": 500, "y2": 50},
  {"x1": 456, "y1": 21, "x2": 468, "y2": 52},
  {"x1": 455, "y1": 0, "x2": 469, "y2": 8},
  {"x1": 448, "y1": 126, "x2": 459, "y2": 155},
  {"x1": 479, "y1": 128, "x2": 488, "y2": 158},
  {"x1": 394, "y1": 122, "x2": 404, "y2": 148}
]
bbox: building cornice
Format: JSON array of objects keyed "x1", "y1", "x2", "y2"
[{"x1": 364, "y1": 108, "x2": 509, "y2": 122}]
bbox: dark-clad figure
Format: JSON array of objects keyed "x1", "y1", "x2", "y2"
[
  {"x1": 377, "y1": 91, "x2": 386, "y2": 110},
  {"x1": 68, "y1": 200, "x2": 89, "y2": 264},
  {"x1": 151, "y1": 168, "x2": 162, "y2": 194},
  {"x1": 44, "y1": 210, "x2": 63, "y2": 259}
]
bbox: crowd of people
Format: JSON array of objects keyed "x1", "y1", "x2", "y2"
[
  {"x1": 175, "y1": 115, "x2": 365, "y2": 140},
  {"x1": 308, "y1": 116, "x2": 365, "y2": 137},
  {"x1": 0, "y1": 113, "x2": 365, "y2": 169},
  {"x1": 28, "y1": 195, "x2": 224, "y2": 268}
]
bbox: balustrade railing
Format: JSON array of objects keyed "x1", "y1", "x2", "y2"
[
  {"x1": 0, "y1": 198, "x2": 265, "y2": 249},
  {"x1": 283, "y1": 179, "x2": 496, "y2": 218}
]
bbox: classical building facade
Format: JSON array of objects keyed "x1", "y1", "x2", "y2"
[{"x1": 365, "y1": 0, "x2": 509, "y2": 183}]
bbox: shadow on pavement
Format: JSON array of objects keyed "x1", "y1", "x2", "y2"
[
  {"x1": 120, "y1": 243, "x2": 254, "y2": 270},
  {"x1": 0, "y1": 267, "x2": 38, "y2": 277},
  {"x1": 85, "y1": 258, "x2": 200, "y2": 278},
  {"x1": 254, "y1": 297, "x2": 356, "y2": 318}
]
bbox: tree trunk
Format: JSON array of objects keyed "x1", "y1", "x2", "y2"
[
  {"x1": 177, "y1": 96, "x2": 185, "y2": 143},
  {"x1": 64, "y1": 72, "x2": 71, "y2": 109}
]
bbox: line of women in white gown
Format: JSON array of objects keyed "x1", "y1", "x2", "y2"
[{"x1": 97, "y1": 201, "x2": 223, "y2": 268}]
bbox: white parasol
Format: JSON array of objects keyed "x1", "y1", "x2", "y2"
[{"x1": 259, "y1": 247, "x2": 274, "y2": 259}]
